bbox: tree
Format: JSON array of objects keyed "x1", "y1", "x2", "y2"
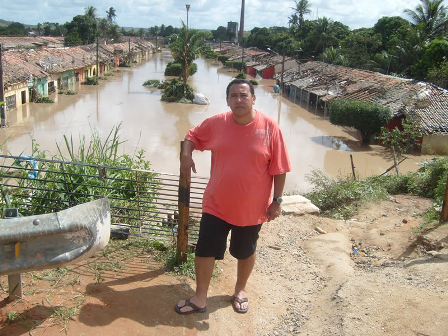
[
  {"x1": 291, "y1": 0, "x2": 312, "y2": 31},
  {"x1": 410, "y1": 38, "x2": 448, "y2": 78},
  {"x1": 329, "y1": 99, "x2": 392, "y2": 143},
  {"x1": 288, "y1": 13, "x2": 299, "y2": 27},
  {"x1": 106, "y1": 7, "x2": 117, "y2": 24},
  {"x1": 404, "y1": 0, "x2": 448, "y2": 41},
  {"x1": 211, "y1": 26, "x2": 229, "y2": 42},
  {"x1": 306, "y1": 17, "x2": 339, "y2": 54},
  {"x1": 377, "y1": 117, "x2": 423, "y2": 156},
  {"x1": 373, "y1": 16, "x2": 410, "y2": 50},
  {"x1": 168, "y1": 20, "x2": 204, "y2": 81}
]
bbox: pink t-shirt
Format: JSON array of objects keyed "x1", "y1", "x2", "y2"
[{"x1": 186, "y1": 110, "x2": 291, "y2": 227}]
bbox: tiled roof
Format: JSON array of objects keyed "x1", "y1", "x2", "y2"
[
  {"x1": 2, "y1": 39, "x2": 156, "y2": 87},
  {"x1": 2, "y1": 51, "x2": 49, "y2": 86},
  {"x1": 280, "y1": 61, "x2": 448, "y2": 135},
  {"x1": 0, "y1": 36, "x2": 65, "y2": 49}
]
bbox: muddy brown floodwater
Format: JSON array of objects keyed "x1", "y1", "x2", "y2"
[{"x1": 0, "y1": 50, "x2": 434, "y2": 193}]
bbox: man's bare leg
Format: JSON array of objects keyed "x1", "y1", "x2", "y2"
[
  {"x1": 176, "y1": 256, "x2": 215, "y2": 313},
  {"x1": 232, "y1": 252, "x2": 256, "y2": 311}
]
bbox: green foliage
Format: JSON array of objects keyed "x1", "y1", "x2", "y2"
[
  {"x1": 168, "y1": 20, "x2": 204, "y2": 81},
  {"x1": 1, "y1": 124, "x2": 160, "y2": 219},
  {"x1": 161, "y1": 78, "x2": 194, "y2": 102},
  {"x1": 225, "y1": 61, "x2": 246, "y2": 71},
  {"x1": 59, "y1": 90, "x2": 77, "y2": 95},
  {"x1": 235, "y1": 72, "x2": 247, "y2": 79},
  {"x1": 376, "y1": 117, "x2": 423, "y2": 156},
  {"x1": 427, "y1": 61, "x2": 448, "y2": 88},
  {"x1": 250, "y1": 79, "x2": 259, "y2": 85},
  {"x1": 305, "y1": 157, "x2": 448, "y2": 221},
  {"x1": 164, "y1": 62, "x2": 183, "y2": 76},
  {"x1": 329, "y1": 99, "x2": 392, "y2": 142},
  {"x1": 217, "y1": 54, "x2": 230, "y2": 64},
  {"x1": 143, "y1": 79, "x2": 161, "y2": 86},
  {"x1": 305, "y1": 169, "x2": 390, "y2": 219},
  {"x1": 81, "y1": 77, "x2": 99, "y2": 85},
  {"x1": 35, "y1": 97, "x2": 54, "y2": 103}
]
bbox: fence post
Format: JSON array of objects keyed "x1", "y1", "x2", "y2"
[
  {"x1": 177, "y1": 141, "x2": 190, "y2": 263},
  {"x1": 440, "y1": 174, "x2": 448, "y2": 223}
]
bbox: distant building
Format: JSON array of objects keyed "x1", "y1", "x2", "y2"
[{"x1": 227, "y1": 21, "x2": 238, "y2": 42}]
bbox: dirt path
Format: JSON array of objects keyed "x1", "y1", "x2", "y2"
[{"x1": 1, "y1": 195, "x2": 448, "y2": 335}]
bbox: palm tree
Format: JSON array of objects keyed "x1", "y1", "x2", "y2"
[
  {"x1": 404, "y1": 0, "x2": 448, "y2": 41},
  {"x1": 85, "y1": 6, "x2": 97, "y2": 19},
  {"x1": 291, "y1": 0, "x2": 312, "y2": 30},
  {"x1": 106, "y1": 7, "x2": 117, "y2": 24},
  {"x1": 168, "y1": 20, "x2": 204, "y2": 81},
  {"x1": 288, "y1": 13, "x2": 299, "y2": 27}
]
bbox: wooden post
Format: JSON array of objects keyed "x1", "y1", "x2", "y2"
[
  {"x1": 177, "y1": 141, "x2": 190, "y2": 263},
  {"x1": 392, "y1": 146, "x2": 399, "y2": 175},
  {"x1": 350, "y1": 154, "x2": 356, "y2": 181},
  {"x1": 440, "y1": 174, "x2": 448, "y2": 223},
  {"x1": 0, "y1": 44, "x2": 6, "y2": 127}
]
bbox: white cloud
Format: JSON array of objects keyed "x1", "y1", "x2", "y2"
[{"x1": 0, "y1": 0, "x2": 425, "y2": 30}]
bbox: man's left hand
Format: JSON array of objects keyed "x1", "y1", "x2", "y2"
[{"x1": 266, "y1": 202, "x2": 281, "y2": 222}]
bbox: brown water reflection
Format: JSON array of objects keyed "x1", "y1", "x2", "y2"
[{"x1": 0, "y1": 51, "x2": 433, "y2": 193}]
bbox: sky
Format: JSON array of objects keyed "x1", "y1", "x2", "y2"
[{"x1": 0, "y1": 0, "x2": 423, "y2": 31}]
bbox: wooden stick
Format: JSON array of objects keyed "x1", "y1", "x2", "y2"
[
  {"x1": 440, "y1": 174, "x2": 448, "y2": 223},
  {"x1": 350, "y1": 154, "x2": 356, "y2": 181}
]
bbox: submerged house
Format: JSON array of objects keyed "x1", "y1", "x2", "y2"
[
  {"x1": 2, "y1": 51, "x2": 49, "y2": 110},
  {"x1": 1, "y1": 37, "x2": 156, "y2": 111},
  {"x1": 279, "y1": 61, "x2": 448, "y2": 155}
]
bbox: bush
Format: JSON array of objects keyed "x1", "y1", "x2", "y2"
[
  {"x1": 250, "y1": 79, "x2": 259, "y2": 86},
  {"x1": 164, "y1": 62, "x2": 183, "y2": 76},
  {"x1": 82, "y1": 77, "x2": 99, "y2": 85},
  {"x1": 217, "y1": 54, "x2": 230, "y2": 64},
  {"x1": 35, "y1": 97, "x2": 54, "y2": 103},
  {"x1": 225, "y1": 61, "x2": 246, "y2": 71},
  {"x1": 305, "y1": 157, "x2": 448, "y2": 221},
  {"x1": 143, "y1": 79, "x2": 161, "y2": 87},
  {"x1": 161, "y1": 78, "x2": 194, "y2": 102},
  {"x1": 236, "y1": 73, "x2": 247, "y2": 79},
  {"x1": 329, "y1": 99, "x2": 392, "y2": 142}
]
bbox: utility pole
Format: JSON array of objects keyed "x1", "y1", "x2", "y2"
[
  {"x1": 280, "y1": 50, "x2": 285, "y2": 94},
  {"x1": 184, "y1": 4, "x2": 190, "y2": 85},
  {"x1": 0, "y1": 44, "x2": 6, "y2": 127},
  {"x1": 96, "y1": 35, "x2": 99, "y2": 81}
]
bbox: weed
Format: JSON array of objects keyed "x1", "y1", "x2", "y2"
[
  {"x1": 50, "y1": 306, "x2": 79, "y2": 331},
  {"x1": 5, "y1": 311, "x2": 18, "y2": 324}
]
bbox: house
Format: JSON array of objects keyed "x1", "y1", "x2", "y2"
[
  {"x1": 278, "y1": 61, "x2": 448, "y2": 154},
  {"x1": 2, "y1": 51, "x2": 49, "y2": 110}
]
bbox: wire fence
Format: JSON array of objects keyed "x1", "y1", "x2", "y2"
[{"x1": 0, "y1": 154, "x2": 208, "y2": 243}]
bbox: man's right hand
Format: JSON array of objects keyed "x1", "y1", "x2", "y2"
[
  {"x1": 180, "y1": 140, "x2": 196, "y2": 180},
  {"x1": 180, "y1": 155, "x2": 196, "y2": 180}
]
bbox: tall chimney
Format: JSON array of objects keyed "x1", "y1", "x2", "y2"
[{"x1": 238, "y1": 0, "x2": 245, "y2": 42}]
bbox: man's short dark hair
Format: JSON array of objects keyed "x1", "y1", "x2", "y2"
[{"x1": 226, "y1": 79, "x2": 255, "y2": 98}]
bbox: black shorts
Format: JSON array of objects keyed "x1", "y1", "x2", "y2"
[{"x1": 195, "y1": 213, "x2": 262, "y2": 260}]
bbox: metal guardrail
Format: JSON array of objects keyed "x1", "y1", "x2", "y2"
[{"x1": 0, "y1": 154, "x2": 208, "y2": 243}]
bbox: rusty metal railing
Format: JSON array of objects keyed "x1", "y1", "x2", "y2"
[{"x1": 0, "y1": 154, "x2": 208, "y2": 244}]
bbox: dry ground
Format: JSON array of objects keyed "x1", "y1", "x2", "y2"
[{"x1": 1, "y1": 195, "x2": 448, "y2": 336}]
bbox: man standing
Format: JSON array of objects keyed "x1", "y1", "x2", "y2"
[{"x1": 175, "y1": 79, "x2": 291, "y2": 314}]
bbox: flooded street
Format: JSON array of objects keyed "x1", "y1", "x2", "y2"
[{"x1": 0, "y1": 51, "x2": 433, "y2": 193}]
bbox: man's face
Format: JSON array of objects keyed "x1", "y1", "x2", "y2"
[{"x1": 226, "y1": 83, "x2": 256, "y2": 118}]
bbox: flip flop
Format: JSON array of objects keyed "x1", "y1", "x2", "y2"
[
  {"x1": 175, "y1": 298, "x2": 207, "y2": 315},
  {"x1": 232, "y1": 296, "x2": 249, "y2": 314}
]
